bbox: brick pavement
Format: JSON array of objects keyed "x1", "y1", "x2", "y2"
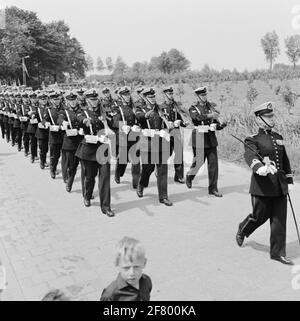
[{"x1": 0, "y1": 138, "x2": 300, "y2": 301}]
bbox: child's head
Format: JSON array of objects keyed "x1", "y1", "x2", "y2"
[{"x1": 115, "y1": 237, "x2": 147, "y2": 288}]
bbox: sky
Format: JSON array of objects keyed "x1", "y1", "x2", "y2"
[{"x1": 1, "y1": 0, "x2": 300, "y2": 71}]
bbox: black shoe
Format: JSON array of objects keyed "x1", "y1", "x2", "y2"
[
  {"x1": 103, "y1": 209, "x2": 115, "y2": 217},
  {"x1": 136, "y1": 185, "x2": 143, "y2": 198},
  {"x1": 18, "y1": 147, "x2": 22, "y2": 152},
  {"x1": 236, "y1": 224, "x2": 245, "y2": 247},
  {"x1": 90, "y1": 195, "x2": 95, "y2": 200},
  {"x1": 271, "y1": 256, "x2": 294, "y2": 265},
  {"x1": 114, "y1": 175, "x2": 120, "y2": 184},
  {"x1": 160, "y1": 198, "x2": 173, "y2": 206},
  {"x1": 186, "y1": 175, "x2": 192, "y2": 189},
  {"x1": 63, "y1": 179, "x2": 68, "y2": 184},
  {"x1": 40, "y1": 163, "x2": 45, "y2": 170},
  {"x1": 66, "y1": 184, "x2": 72, "y2": 193},
  {"x1": 50, "y1": 171, "x2": 56, "y2": 179},
  {"x1": 209, "y1": 190, "x2": 223, "y2": 198},
  {"x1": 25, "y1": 151, "x2": 29, "y2": 157},
  {"x1": 31, "y1": 158, "x2": 35, "y2": 164},
  {"x1": 44, "y1": 162, "x2": 49, "y2": 168},
  {"x1": 83, "y1": 198, "x2": 91, "y2": 207},
  {"x1": 175, "y1": 177, "x2": 185, "y2": 184}
]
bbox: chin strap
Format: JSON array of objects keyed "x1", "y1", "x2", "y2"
[{"x1": 259, "y1": 115, "x2": 274, "y2": 129}]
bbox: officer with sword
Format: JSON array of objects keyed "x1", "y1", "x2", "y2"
[{"x1": 236, "y1": 102, "x2": 295, "y2": 265}]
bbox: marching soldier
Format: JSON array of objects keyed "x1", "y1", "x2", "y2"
[
  {"x1": 75, "y1": 89, "x2": 115, "y2": 217},
  {"x1": 0, "y1": 91, "x2": 5, "y2": 139},
  {"x1": 3, "y1": 91, "x2": 11, "y2": 143},
  {"x1": 58, "y1": 90, "x2": 82, "y2": 192},
  {"x1": 13, "y1": 92, "x2": 23, "y2": 152},
  {"x1": 134, "y1": 87, "x2": 147, "y2": 109},
  {"x1": 19, "y1": 91, "x2": 30, "y2": 157},
  {"x1": 43, "y1": 91, "x2": 64, "y2": 179},
  {"x1": 76, "y1": 88, "x2": 87, "y2": 109},
  {"x1": 236, "y1": 102, "x2": 294, "y2": 265},
  {"x1": 112, "y1": 86, "x2": 141, "y2": 189},
  {"x1": 135, "y1": 88, "x2": 173, "y2": 206},
  {"x1": 8, "y1": 92, "x2": 16, "y2": 147},
  {"x1": 186, "y1": 87, "x2": 227, "y2": 197},
  {"x1": 160, "y1": 86, "x2": 186, "y2": 184},
  {"x1": 27, "y1": 91, "x2": 39, "y2": 163},
  {"x1": 35, "y1": 91, "x2": 50, "y2": 169}
]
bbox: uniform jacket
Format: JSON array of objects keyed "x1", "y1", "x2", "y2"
[
  {"x1": 26, "y1": 104, "x2": 38, "y2": 135},
  {"x1": 42, "y1": 107, "x2": 64, "y2": 144},
  {"x1": 57, "y1": 108, "x2": 82, "y2": 151},
  {"x1": 244, "y1": 128, "x2": 294, "y2": 197},
  {"x1": 75, "y1": 108, "x2": 107, "y2": 162},
  {"x1": 35, "y1": 106, "x2": 49, "y2": 140},
  {"x1": 189, "y1": 101, "x2": 226, "y2": 149}
]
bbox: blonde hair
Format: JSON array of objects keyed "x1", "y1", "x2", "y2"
[{"x1": 114, "y1": 237, "x2": 146, "y2": 267}]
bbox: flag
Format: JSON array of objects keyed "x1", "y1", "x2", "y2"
[
  {"x1": 0, "y1": 9, "x2": 5, "y2": 29},
  {"x1": 22, "y1": 59, "x2": 29, "y2": 77}
]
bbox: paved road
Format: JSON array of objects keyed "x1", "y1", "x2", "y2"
[{"x1": 0, "y1": 138, "x2": 300, "y2": 301}]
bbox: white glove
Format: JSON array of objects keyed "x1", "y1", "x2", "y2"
[
  {"x1": 122, "y1": 125, "x2": 131, "y2": 134},
  {"x1": 288, "y1": 184, "x2": 294, "y2": 193},
  {"x1": 267, "y1": 165, "x2": 277, "y2": 175},
  {"x1": 62, "y1": 121, "x2": 69, "y2": 130},
  {"x1": 256, "y1": 165, "x2": 269, "y2": 176},
  {"x1": 131, "y1": 125, "x2": 141, "y2": 132},
  {"x1": 174, "y1": 120, "x2": 182, "y2": 127}
]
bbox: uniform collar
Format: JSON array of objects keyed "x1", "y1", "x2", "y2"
[
  {"x1": 116, "y1": 273, "x2": 145, "y2": 291},
  {"x1": 259, "y1": 127, "x2": 272, "y2": 135}
]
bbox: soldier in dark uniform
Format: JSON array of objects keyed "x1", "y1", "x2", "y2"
[
  {"x1": 35, "y1": 91, "x2": 50, "y2": 170},
  {"x1": 43, "y1": 91, "x2": 64, "y2": 179},
  {"x1": 186, "y1": 87, "x2": 227, "y2": 197},
  {"x1": 134, "y1": 87, "x2": 147, "y2": 110},
  {"x1": 112, "y1": 86, "x2": 141, "y2": 189},
  {"x1": 135, "y1": 88, "x2": 173, "y2": 206},
  {"x1": 0, "y1": 91, "x2": 5, "y2": 139},
  {"x1": 8, "y1": 92, "x2": 16, "y2": 147},
  {"x1": 160, "y1": 86, "x2": 186, "y2": 184},
  {"x1": 76, "y1": 88, "x2": 87, "y2": 109},
  {"x1": 58, "y1": 90, "x2": 82, "y2": 192},
  {"x1": 75, "y1": 89, "x2": 115, "y2": 217},
  {"x1": 3, "y1": 91, "x2": 11, "y2": 143},
  {"x1": 12, "y1": 92, "x2": 23, "y2": 152},
  {"x1": 27, "y1": 91, "x2": 39, "y2": 163},
  {"x1": 19, "y1": 91, "x2": 30, "y2": 157},
  {"x1": 236, "y1": 102, "x2": 294, "y2": 265}
]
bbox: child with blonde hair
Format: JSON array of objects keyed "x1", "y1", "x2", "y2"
[{"x1": 100, "y1": 237, "x2": 152, "y2": 301}]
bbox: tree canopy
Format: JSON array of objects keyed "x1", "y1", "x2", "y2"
[{"x1": 0, "y1": 6, "x2": 87, "y2": 87}]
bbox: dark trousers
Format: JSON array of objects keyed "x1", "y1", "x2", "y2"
[
  {"x1": 138, "y1": 151, "x2": 168, "y2": 201},
  {"x1": 49, "y1": 143, "x2": 62, "y2": 173},
  {"x1": 170, "y1": 136, "x2": 184, "y2": 180},
  {"x1": 29, "y1": 134, "x2": 38, "y2": 160},
  {"x1": 239, "y1": 195, "x2": 287, "y2": 258},
  {"x1": 187, "y1": 147, "x2": 219, "y2": 193},
  {"x1": 81, "y1": 160, "x2": 111, "y2": 212},
  {"x1": 14, "y1": 127, "x2": 22, "y2": 150},
  {"x1": 22, "y1": 130, "x2": 30, "y2": 154},
  {"x1": 10, "y1": 124, "x2": 15, "y2": 145},
  {"x1": 5, "y1": 122, "x2": 10, "y2": 142},
  {"x1": 115, "y1": 142, "x2": 141, "y2": 188},
  {"x1": 38, "y1": 139, "x2": 49, "y2": 165},
  {"x1": 61, "y1": 150, "x2": 80, "y2": 187},
  {"x1": 0, "y1": 122, "x2": 5, "y2": 139}
]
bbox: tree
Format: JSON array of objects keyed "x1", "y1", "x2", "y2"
[
  {"x1": 105, "y1": 57, "x2": 114, "y2": 72},
  {"x1": 0, "y1": 6, "x2": 87, "y2": 86},
  {"x1": 261, "y1": 31, "x2": 280, "y2": 70},
  {"x1": 167, "y1": 48, "x2": 190, "y2": 72},
  {"x1": 96, "y1": 56, "x2": 104, "y2": 72},
  {"x1": 86, "y1": 54, "x2": 94, "y2": 71},
  {"x1": 113, "y1": 56, "x2": 128, "y2": 75},
  {"x1": 285, "y1": 35, "x2": 300, "y2": 69}
]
